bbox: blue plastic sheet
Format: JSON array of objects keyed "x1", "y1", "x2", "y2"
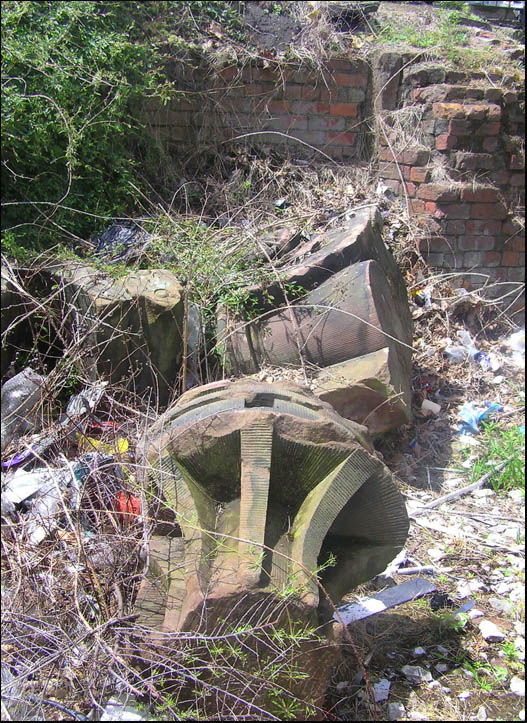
[{"x1": 457, "y1": 401, "x2": 503, "y2": 435}]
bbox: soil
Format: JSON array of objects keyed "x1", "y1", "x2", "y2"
[{"x1": 243, "y1": 2, "x2": 302, "y2": 52}]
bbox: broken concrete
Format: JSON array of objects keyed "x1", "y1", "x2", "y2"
[{"x1": 48, "y1": 263, "x2": 184, "y2": 405}]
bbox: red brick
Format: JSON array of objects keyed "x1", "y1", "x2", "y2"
[
  {"x1": 329, "y1": 103, "x2": 358, "y2": 117},
  {"x1": 464, "y1": 251, "x2": 487, "y2": 267},
  {"x1": 464, "y1": 104, "x2": 488, "y2": 120},
  {"x1": 485, "y1": 89, "x2": 503, "y2": 103},
  {"x1": 410, "y1": 200, "x2": 426, "y2": 214},
  {"x1": 255, "y1": 67, "x2": 281, "y2": 83},
  {"x1": 487, "y1": 104, "x2": 502, "y2": 120},
  {"x1": 482, "y1": 137, "x2": 499, "y2": 152},
  {"x1": 458, "y1": 236, "x2": 496, "y2": 251},
  {"x1": 266, "y1": 115, "x2": 308, "y2": 131},
  {"x1": 489, "y1": 171, "x2": 510, "y2": 185},
  {"x1": 410, "y1": 167, "x2": 431, "y2": 183},
  {"x1": 308, "y1": 115, "x2": 344, "y2": 131},
  {"x1": 384, "y1": 179, "x2": 402, "y2": 194},
  {"x1": 378, "y1": 147, "x2": 394, "y2": 162},
  {"x1": 401, "y1": 165, "x2": 412, "y2": 181},
  {"x1": 327, "y1": 132, "x2": 356, "y2": 145},
  {"x1": 484, "y1": 251, "x2": 502, "y2": 266},
  {"x1": 460, "y1": 187, "x2": 499, "y2": 203},
  {"x1": 301, "y1": 86, "x2": 321, "y2": 101},
  {"x1": 510, "y1": 154, "x2": 525, "y2": 170},
  {"x1": 476, "y1": 122, "x2": 500, "y2": 136},
  {"x1": 466, "y1": 220, "x2": 502, "y2": 235},
  {"x1": 218, "y1": 66, "x2": 238, "y2": 81},
  {"x1": 436, "y1": 134, "x2": 457, "y2": 150},
  {"x1": 502, "y1": 251, "x2": 520, "y2": 266},
  {"x1": 406, "y1": 182, "x2": 417, "y2": 197},
  {"x1": 508, "y1": 267, "x2": 526, "y2": 282},
  {"x1": 175, "y1": 101, "x2": 194, "y2": 112},
  {"x1": 449, "y1": 119, "x2": 471, "y2": 134},
  {"x1": 437, "y1": 203, "x2": 471, "y2": 219},
  {"x1": 446, "y1": 220, "x2": 466, "y2": 234},
  {"x1": 417, "y1": 184, "x2": 460, "y2": 202},
  {"x1": 432, "y1": 102, "x2": 466, "y2": 119},
  {"x1": 424, "y1": 236, "x2": 454, "y2": 253},
  {"x1": 283, "y1": 84, "x2": 302, "y2": 100},
  {"x1": 334, "y1": 72, "x2": 367, "y2": 87},
  {"x1": 379, "y1": 163, "x2": 401, "y2": 180},
  {"x1": 318, "y1": 87, "x2": 338, "y2": 102},
  {"x1": 511, "y1": 173, "x2": 525, "y2": 187},
  {"x1": 298, "y1": 101, "x2": 330, "y2": 114},
  {"x1": 246, "y1": 84, "x2": 271, "y2": 98},
  {"x1": 268, "y1": 100, "x2": 291, "y2": 113},
  {"x1": 425, "y1": 201, "x2": 445, "y2": 218},
  {"x1": 502, "y1": 220, "x2": 524, "y2": 235},
  {"x1": 471, "y1": 203, "x2": 508, "y2": 220},
  {"x1": 327, "y1": 59, "x2": 354, "y2": 71},
  {"x1": 400, "y1": 149, "x2": 431, "y2": 165},
  {"x1": 503, "y1": 91, "x2": 518, "y2": 104},
  {"x1": 512, "y1": 236, "x2": 526, "y2": 252}
]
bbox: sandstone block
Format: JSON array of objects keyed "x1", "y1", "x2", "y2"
[
  {"x1": 311, "y1": 348, "x2": 411, "y2": 435},
  {"x1": 50, "y1": 264, "x2": 184, "y2": 405}
]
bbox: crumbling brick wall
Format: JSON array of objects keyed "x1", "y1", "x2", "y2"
[
  {"x1": 142, "y1": 54, "x2": 525, "y2": 291},
  {"x1": 376, "y1": 59, "x2": 525, "y2": 290},
  {"x1": 143, "y1": 58, "x2": 371, "y2": 161}
]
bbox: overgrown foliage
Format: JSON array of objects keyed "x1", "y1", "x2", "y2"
[{"x1": 1, "y1": 1, "x2": 244, "y2": 254}]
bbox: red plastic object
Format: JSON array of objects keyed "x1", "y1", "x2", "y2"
[{"x1": 115, "y1": 492, "x2": 141, "y2": 524}]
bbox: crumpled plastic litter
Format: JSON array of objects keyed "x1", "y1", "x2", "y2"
[
  {"x1": 504, "y1": 328, "x2": 525, "y2": 369},
  {"x1": 457, "y1": 401, "x2": 503, "y2": 436},
  {"x1": 92, "y1": 221, "x2": 151, "y2": 264},
  {"x1": 1, "y1": 381, "x2": 108, "y2": 470},
  {"x1": 444, "y1": 329, "x2": 490, "y2": 370},
  {"x1": 1, "y1": 465, "x2": 83, "y2": 544}
]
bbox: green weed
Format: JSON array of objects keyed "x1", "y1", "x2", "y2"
[{"x1": 466, "y1": 421, "x2": 525, "y2": 493}]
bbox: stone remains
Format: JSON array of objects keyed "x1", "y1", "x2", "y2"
[
  {"x1": 133, "y1": 380, "x2": 409, "y2": 713},
  {"x1": 310, "y1": 347, "x2": 411, "y2": 436},
  {"x1": 219, "y1": 258, "x2": 412, "y2": 429},
  {"x1": 245, "y1": 207, "x2": 412, "y2": 335},
  {"x1": 48, "y1": 263, "x2": 184, "y2": 405},
  {"x1": 218, "y1": 207, "x2": 413, "y2": 433}
]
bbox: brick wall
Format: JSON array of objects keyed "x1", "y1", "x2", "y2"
[
  {"x1": 143, "y1": 58, "x2": 371, "y2": 160},
  {"x1": 377, "y1": 59, "x2": 525, "y2": 290},
  {"x1": 142, "y1": 54, "x2": 525, "y2": 291}
]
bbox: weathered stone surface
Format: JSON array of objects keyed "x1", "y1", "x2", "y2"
[
  {"x1": 245, "y1": 207, "x2": 413, "y2": 344},
  {"x1": 219, "y1": 260, "x2": 412, "y2": 407},
  {"x1": 135, "y1": 380, "x2": 408, "y2": 715},
  {"x1": 49, "y1": 263, "x2": 184, "y2": 405},
  {"x1": 311, "y1": 347, "x2": 411, "y2": 434},
  {"x1": 137, "y1": 379, "x2": 408, "y2": 631}
]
